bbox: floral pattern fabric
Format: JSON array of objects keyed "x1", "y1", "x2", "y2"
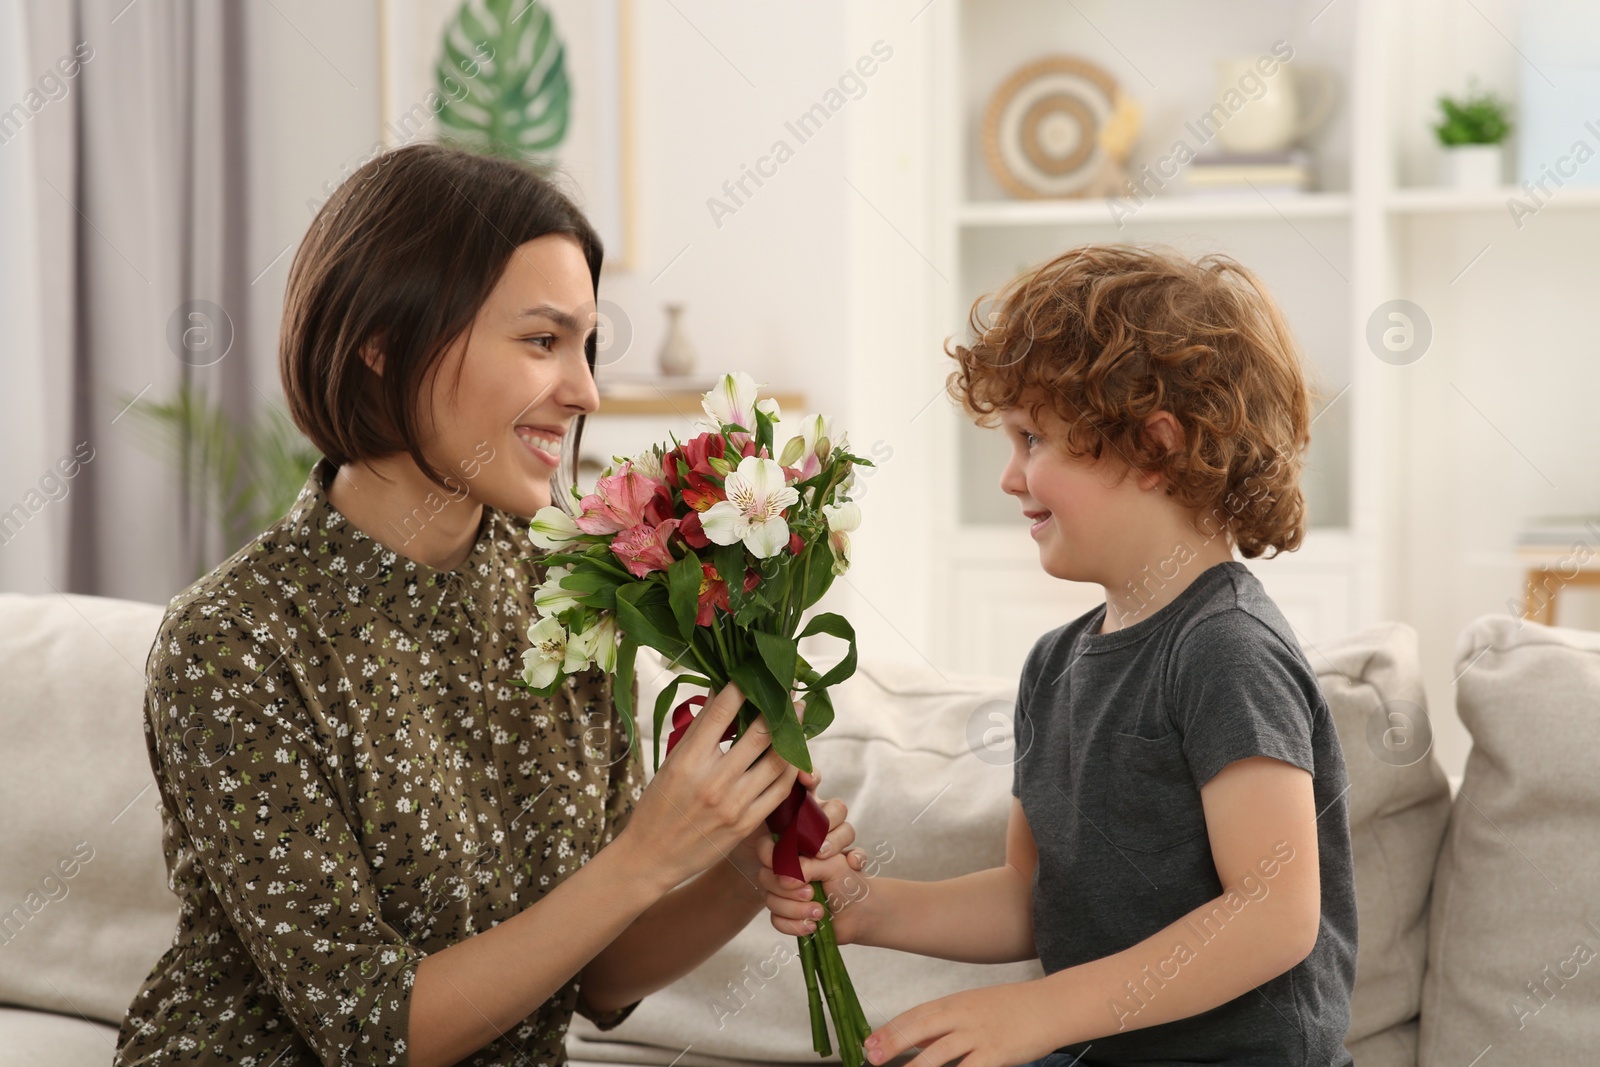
[{"x1": 114, "y1": 456, "x2": 644, "y2": 1066}]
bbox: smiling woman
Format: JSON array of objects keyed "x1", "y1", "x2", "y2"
[{"x1": 113, "y1": 143, "x2": 858, "y2": 1067}]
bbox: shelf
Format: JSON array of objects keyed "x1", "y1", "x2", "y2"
[
  {"x1": 1386, "y1": 184, "x2": 1600, "y2": 214},
  {"x1": 957, "y1": 192, "x2": 1352, "y2": 228}
]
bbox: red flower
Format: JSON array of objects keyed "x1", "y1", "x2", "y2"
[
  {"x1": 787, "y1": 531, "x2": 804, "y2": 556},
  {"x1": 612, "y1": 519, "x2": 679, "y2": 578},
  {"x1": 743, "y1": 568, "x2": 760, "y2": 594},
  {"x1": 679, "y1": 510, "x2": 711, "y2": 549},
  {"x1": 696, "y1": 563, "x2": 730, "y2": 626}
]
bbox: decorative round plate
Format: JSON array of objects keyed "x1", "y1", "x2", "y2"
[{"x1": 982, "y1": 55, "x2": 1121, "y2": 199}]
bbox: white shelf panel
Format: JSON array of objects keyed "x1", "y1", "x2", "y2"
[
  {"x1": 1386, "y1": 185, "x2": 1600, "y2": 214},
  {"x1": 958, "y1": 193, "x2": 1353, "y2": 228}
]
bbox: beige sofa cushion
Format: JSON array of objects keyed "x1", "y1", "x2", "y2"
[
  {"x1": 1419, "y1": 616, "x2": 1600, "y2": 1065},
  {"x1": 0, "y1": 593, "x2": 175, "y2": 1026},
  {"x1": 567, "y1": 650, "x2": 1045, "y2": 1066},
  {"x1": 1307, "y1": 622, "x2": 1452, "y2": 1067}
]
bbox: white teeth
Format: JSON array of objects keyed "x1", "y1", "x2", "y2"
[{"x1": 516, "y1": 427, "x2": 563, "y2": 455}]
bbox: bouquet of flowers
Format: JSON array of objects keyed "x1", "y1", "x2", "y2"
[{"x1": 516, "y1": 372, "x2": 872, "y2": 1063}]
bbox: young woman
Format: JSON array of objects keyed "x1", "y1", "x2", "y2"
[{"x1": 114, "y1": 142, "x2": 861, "y2": 1067}]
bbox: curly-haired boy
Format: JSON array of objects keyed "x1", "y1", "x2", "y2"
[{"x1": 761, "y1": 244, "x2": 1357, "y2": 1067}]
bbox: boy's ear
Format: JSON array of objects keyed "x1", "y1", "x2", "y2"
[{"x1": 1138, "y1": 411, "x2": 1184, "y2": 490}]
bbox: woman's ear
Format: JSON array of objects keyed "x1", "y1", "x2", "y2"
[{"x1": 360, "y1": 339, "x2": 384, "y2": 377}]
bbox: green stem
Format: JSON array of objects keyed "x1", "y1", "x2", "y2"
[{"x1": 797, "y1": 932, "x2": 830, "y2": 1056}]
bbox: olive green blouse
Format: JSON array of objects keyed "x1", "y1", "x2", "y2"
[{"x1": 114, "y1": 456, "x2": 643, "y2": 1066}]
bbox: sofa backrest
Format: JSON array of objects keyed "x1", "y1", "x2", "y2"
[
  {"x1": 1420, "y1": 615, "x2": 1600, "y2": 1066},
  {"x1": 0, "y1": 593, "x2": 175, "y2": 1026}
]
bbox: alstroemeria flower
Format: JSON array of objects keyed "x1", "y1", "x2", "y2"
[
  {"x1": 529, "y1": 506, "x2": 582, "y2": 550},
  {"x1": 822, "y1": 501, "x2": 861, "y2": 575},
  {"x1": 575, "y1": 470, "x2": 667, "y2": 534},
  {"x1": 612, "y1": 518, "x2": 680, "y2": 577},
  {"x1": 533, "y1": 564, "x2": 584, "y2": 615},
  {"x1": 628, "y1": 448, "x2": 664, "y2": 481},
  {"x1": 701, "y1": 456, "x2": 799, "y2": 558},
  {"x1": 696, "y1": 563, "x2": 730, "y2": 626},
  {"x1": 699, "y1": 371, "x2": 780, "y2": 432},
  {"x1": 522, "y1": 616, "x2": 588, "y2": 688},
  {"x1": 568, "y1": 612, "x2": 619, "y2": 673},
  {"x1": 679, "y1": 510, "x2": 711, "y2": 549},
  {"x1": 776, "y1": 413, "x2": 832, "y2": 482}
]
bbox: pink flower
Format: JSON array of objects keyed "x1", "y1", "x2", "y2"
[
  {"x1": 611, "y1": 519, "x2": 680, "y2": 578},
  {"x1": 576, "y1": 470, "x2": 668, "y2": 534}
]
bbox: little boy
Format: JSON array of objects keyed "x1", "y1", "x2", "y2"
[{"x1": 760, "y1": 245, "x2": 1356, "y2": 1066}]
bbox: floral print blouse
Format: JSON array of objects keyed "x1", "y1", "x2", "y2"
[{"x1": 115, "y1": 456, "x2": 644, "y2": 1066}]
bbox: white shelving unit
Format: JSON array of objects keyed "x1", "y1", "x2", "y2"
[
  {"x1": 911, "y1": 0, "x2": 1389, "y2": 677},
  {"x1": 841, "y1": 0, "x2": 1600, "y2": 770}
]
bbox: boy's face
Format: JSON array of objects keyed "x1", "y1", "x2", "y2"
[{"x1": 996, "y1": 403, "x2": 1143, "y2": 584}]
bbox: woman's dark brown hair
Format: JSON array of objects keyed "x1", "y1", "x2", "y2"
[
  {"x1": 947, "y1": 244, "x2": 1320, "y2": 559},
  {"x1": 280, "y1": 141, "x2": 603, "y2": 492}
]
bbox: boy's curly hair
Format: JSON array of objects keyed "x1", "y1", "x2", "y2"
[{"x1": 947, "y1": 244, "x2": 1319, "y2": 559}]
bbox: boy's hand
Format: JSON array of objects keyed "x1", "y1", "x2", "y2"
[
  {"x1": 862, "y1": 981, "x2": 1059, "y2": 1066},
  {"x1": 756, "y1": 806, "x2": 871, "y2": 944}
]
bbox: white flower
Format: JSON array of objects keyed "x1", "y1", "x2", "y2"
[
  {"x1": 522, "y1": 616, "x2": 589, "y2": 688},
  {"x1": 775, "y1": 412, "x2": 833, "y2": 480},
  {"x1": 698, "y1": 371, "x2": 781, "y2": 432},
  {"x1": 701, "y1": 456, "x2": 800, "y2": 558},
  {"x1": 528, "y1": 507, "x2": 581, "y2": 550},
  {"x1": 534, "y1": 565, "x2": 584, "y2": 616},
  {"x1": 567, "y1": 613, "x2": 619, "y2": 674},
  {"x1": 822, "y1": 501, "x2": 861, "y2": 575},
  {"x1": 626, "y1": 448, "x2": 663, "y2": 481}
]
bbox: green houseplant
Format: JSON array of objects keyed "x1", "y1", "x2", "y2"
[
  {"x1": 119, "y1": 384, "x2": 320, "y2": 580},
  {"x1": 1433, "y1": 79, "x2": 1513, "y2": 189}
]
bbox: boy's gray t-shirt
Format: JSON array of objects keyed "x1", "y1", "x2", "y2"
[{"x1": 1012, "y1": 560, "x2": 1356, "y2": 1066}]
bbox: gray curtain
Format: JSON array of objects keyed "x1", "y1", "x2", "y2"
[{"x1": 22, "y1": 0, "x2": 252, "y2": 602}]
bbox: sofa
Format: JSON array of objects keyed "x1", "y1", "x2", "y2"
[{"x1": 2, "y1": 590, "x2": 1597, "y2": 1066}]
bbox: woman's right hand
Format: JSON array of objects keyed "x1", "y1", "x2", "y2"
[{"x1": 618, "y1": 681, "x2": 800, "y2": 892}]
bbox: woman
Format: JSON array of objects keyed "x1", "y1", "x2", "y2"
[{"x1": 114, "y1": 142, "x2": 861, "y2": 1067}]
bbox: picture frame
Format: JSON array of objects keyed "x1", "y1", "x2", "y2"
[{"x1": 377, "y1": 0, "x2": 637, "y2": 270}]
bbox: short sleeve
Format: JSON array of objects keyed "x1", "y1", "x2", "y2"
[
  {"x1": 573, "y1": 666, "x2": 645, "y2": 1031},
  {"x1": 145, "y1": 609, "x2": 425, "y2": 1065},
  {"x1": 1012, "y1": 632, "x2": 1053, "y2": 798},
  {"x1": 1167, "y1": 609, "x2": 1319, "y2": 790}
]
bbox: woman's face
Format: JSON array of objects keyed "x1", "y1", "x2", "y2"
[{"x1": 420, "y1": 233, "x2": 601, "y2": 519}]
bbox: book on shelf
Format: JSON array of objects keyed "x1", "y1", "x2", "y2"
[{"x1": 1182, "y1": 148, "x2": 1315, "y2": 192}]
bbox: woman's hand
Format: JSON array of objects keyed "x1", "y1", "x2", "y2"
[
  {"x1": 616, "y1": 681, "x2": 800, "y2": 892},
  {"x1": 757, "y1": 807, "x2": 871, "y2": 945}
]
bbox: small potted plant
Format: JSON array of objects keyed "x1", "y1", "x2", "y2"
[{"x1": 1433, "y1": 78, "x2": 1513, "y2": 189}]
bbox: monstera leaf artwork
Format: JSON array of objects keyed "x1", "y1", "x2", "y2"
[{"x1": 436, "y1": 0, "x2": 571, "y2": 161}]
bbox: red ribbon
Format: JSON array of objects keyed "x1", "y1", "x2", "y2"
[{"x1": 665, "y1": 696, "x2": 829, "y2": 884}]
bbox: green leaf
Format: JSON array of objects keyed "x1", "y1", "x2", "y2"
[
  {"x1": 798, "y1": 612, "x2": 858, "y2": 688},
  {"x1": 667, "y1": 549, "x2": 702, "y2": 640},
  {"x1": 650, "y1": 672, "x2": 712, "y2": 771},
  {"x1": 614, "y1": 583, "x2": 689, "y2": 664},
  {"x1": 799, "y1": 685, "x2": 835, "y2": 740},
  {"x1": 752, "y1": 631, "x2": 798, "y2": 694},
  {"x1": 613, "y1": 633, "x2": 639, "y2": 758},
  {"x1": 434, "y1": 0, "x2": 571, "y2": 160},
  {"x1": 754, "y1": 407, "x2": 775, "y2": 457},
  {"x1": 800, "y1": 541, "x2": 837, "y2": 611},
  {"x1": 728, "y1": 659, "x2": 811, "y2": 772}
]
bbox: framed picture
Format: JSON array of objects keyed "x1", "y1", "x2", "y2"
[{"x1": 377, "y1": 0, "x2": 636, "y2": 270}]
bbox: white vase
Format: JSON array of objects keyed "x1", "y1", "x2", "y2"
[
  {"x1": 1441, "y1": 144, "x2": 1503, "y2": 189},
  {"x1": 657, "y1": 304, "x2": 697, "y2": 376}
]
